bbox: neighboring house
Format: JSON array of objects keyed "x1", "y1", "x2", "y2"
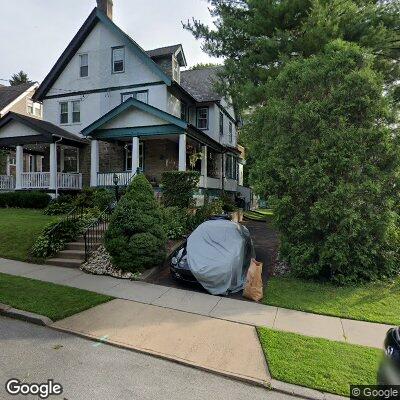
[{"x1": 0, "y1": 0, "x2": 247, "y2": 203}]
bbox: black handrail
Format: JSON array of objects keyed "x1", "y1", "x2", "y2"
[{"x1": 83, "y1": 207, "x2": 112, "y2": 261}]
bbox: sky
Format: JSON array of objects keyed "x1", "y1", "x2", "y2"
[{"x1": 0, "y1": 0, "x2": 219, "y2": 85}]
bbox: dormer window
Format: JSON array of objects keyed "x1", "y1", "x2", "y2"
[
  {"x1": 112, "y1": 46, "x2": 125, "y2": 73},
  {"x1": 79, "y1": 54, "x2": 88, "y2": 77},
  {"x1": 172, "y1": 55, "x2": 180, "y2": 82}
]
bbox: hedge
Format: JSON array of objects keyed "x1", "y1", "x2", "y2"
[
  {"x1": 161, "y1": 171, "x2": 200, "y2": 208},
  {"x1": 0, "y1": 191, "x2": 51, "y2": 209}
]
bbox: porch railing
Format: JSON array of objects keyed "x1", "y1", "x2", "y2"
[
  {"x1": 57, "y1": 173, "x2": 82, "y2": 190},
  {"x1": 97, "y1": 171, "x2": 134, "y2": 187},
  {"x1": 0, "y1": 175, "x2": 15, "y2": 190},
  {"x1": 21, "y1": 172, "x2": 50, "y2": 189}
]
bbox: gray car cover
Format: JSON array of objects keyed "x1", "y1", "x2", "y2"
[{"x1": 186, "y1": 219, "x2": 252, "y2": 295}]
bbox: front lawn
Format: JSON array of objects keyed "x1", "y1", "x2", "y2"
[
  {"x1": 244, "y1": 208, "x2": 274, "y2": 221},
  {"x1": 257, "y1": 328, "x2": 381, "y2": 397},
  {"x1": 0, "y1": 209, "x2": 59, "y2": 261},
  {"x1": 0, "y1": 273, "x2": 113, "y2": 321},
  {"x1": 264, "y1": 276, "x2": 400, "y2": 326}
]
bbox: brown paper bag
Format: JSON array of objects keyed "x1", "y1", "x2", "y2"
[{"x1": 243, "y1": 259, "x2": 263, "y2": 302}]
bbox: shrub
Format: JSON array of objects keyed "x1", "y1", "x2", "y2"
[
  {"x1": 44, "y1": 195, "x2": 75, "y2": 215},
  {"x1": 187, "y1": 199, "x2": 223, "y2": 231},
  {"x1": 220, "y1": 193, "x2": 237, "y2": 212},
  {"x1": 161, "y1": 206, "x2": 188, "y2": 240},
  {"x1": 243, "y1": 40, "x2": 400, "y2": 284},
  {"x1": 0, "y1": 191, "x2": 51, "y2": 209},
  {"x1": 31, "y1": 208, "x2": 101, "y2": 259},
  {"x1": 104, "y1": 174, "x2": 167, "y2": 273},
  {"x1": 161, "y1": 171, "x2": 200, "y2": 208},
  {"x1": 74, "y1": 187, "x2": 114, "y2": 210}
]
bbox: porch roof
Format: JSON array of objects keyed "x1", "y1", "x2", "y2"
[{"x1": 0, "y1": 112, "x2": 88, "y2": 147}]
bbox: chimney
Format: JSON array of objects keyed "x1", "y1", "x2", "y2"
[{"x1": 97, "y1": 0, "x2": 113, "y2": 20}]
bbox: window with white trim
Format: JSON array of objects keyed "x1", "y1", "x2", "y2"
[
  {"x1": 79, "y1": 53, "x2": 88, "y2": 77},
  {"x1": 72, "y1": 101, "x2": 81, "y2": 123},
  {"x1": 125, "y1": 142, "x2": 144, "y2": 171},
  {"x1": 225, "y1": 154, "x2": 237, "y2": 179},
  {"x1": 60, "y1": 102, "x2": 69, "y2": 124},
  {"x1": 112, "y1": 46, "x2": 125, "y2": 73},
  {"x1": 121, "y1": 90, "x2": 148, "y2": 104},
  {"x1": 196, "y1": 107, "x2": 208, "y2": 130}
]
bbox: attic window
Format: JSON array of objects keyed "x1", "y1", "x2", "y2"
[
  {"x1": 112, "y1": 46, "x2": 125, "y2": 73},
  {"x1": 79, "y1": 54, "x2": 88, "y2": 77}
]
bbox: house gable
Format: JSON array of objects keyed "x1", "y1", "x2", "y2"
[
  {"x1": 0, "y1": 120, "x2": 41, "y2": 139},
  {"x1": 33, "y1": 8, "x2": 171, "y2": 101}
]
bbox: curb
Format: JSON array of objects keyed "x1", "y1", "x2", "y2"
[{"x1": 0, "y1": 303, "x2": 53, "y2": 326}]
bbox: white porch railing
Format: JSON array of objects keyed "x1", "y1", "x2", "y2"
[
  {"x1": 21, "y1": 172, "x2": 50, "y2": 189},
  {"x1": 19, "y1": 172, "x2": 82, "y2": 190},
  {"x1": 97, "y1": 171, "x2": 134, "y2": 187},
  {"x1": 0, "y1": 175, "x2": 15, "y2": 190},
  {"x1": 57, "y1": 173, "x2": 82, "y2": 190}
]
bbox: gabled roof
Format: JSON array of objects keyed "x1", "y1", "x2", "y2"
[
  {"x1": 0, "y1": 83, "x2": 36, "y2": 113},
  {"x1": 0, "y1": 112, "x2": 87, "y2": 145},
  {"x1": 81, "y1": 97, "x2": 187, "y2": 136},
  {"x1": 33, "y1": 8, "x2": 172, "y2": 102},
  {"x1": 181, "y1": 67, "x2": 223, "y2": 102},
  {"x1": 146, "y1": 44, "x2": 187, "y2": 67}
]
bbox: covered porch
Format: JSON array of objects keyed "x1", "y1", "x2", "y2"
[
  {"x1": 82, "y1": 97, "x2": 226, "y2": 189},
  {"x1": 0, "y1": 113, "x2": 86, "y2": 192}
]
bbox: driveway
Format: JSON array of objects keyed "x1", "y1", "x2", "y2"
[
  {"x1": 147, "y1": 219, "x2": 279, "y2": 300},
  {"x1": 0, "y1": 317, "x2": 296, "y2": 400}
]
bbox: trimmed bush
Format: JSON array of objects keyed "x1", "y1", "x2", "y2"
[
  {"x1": 187, "y1": 199, "x2": 223, "y2": 231},
  {"x1": 74, "y1": 187, "x2": 115, "y2": 210},
  {"x1": 104, "y1": 174, "x2": 167, "y2": 273},
  {"x1": 0, "y1": 191, "x2": 51, "y2": 209},
  {"x1": 44, "y1": 195, "x2": 75, "y2": 215},
  {"x1": 161, "y1": 171, "x2": 200, "y2": 208}
]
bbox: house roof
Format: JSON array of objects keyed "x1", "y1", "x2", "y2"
[
  {"x1": 146, "y1": 44, "x2": 186, "y2": 66},
  {"x1": 180, "y1": 67, "x2": 223, "y2": 103},
  {"x1": 0, "y1": 112, "x2": 87, "y2": 146},
  {"x1": 32, "y1": 8, "x2": 172, "y2": 102},
  {"x1": 0, "y1": 83, "x2": 36, "y2": 113}
]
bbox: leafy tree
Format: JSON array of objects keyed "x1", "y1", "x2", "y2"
[
  {"x1": 9, "y1": 71, "x2": 31, "y2": 86},
  {"x1": 243, "y1": 40, "x2": 400, "y2": 284},
  {"x1": 185, "y1": 0, "x2": 399, "y2": 108},
  {"x1": 189, "y1": 62, "x2": 220, "y2": 70},
  {"x1": 104, "y1": 174, "x2": 166, "y2": 273}
]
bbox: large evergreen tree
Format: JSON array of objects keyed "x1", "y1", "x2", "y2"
[{"x1": 9, "y1": 71, "x2": 31, "y2": 86}]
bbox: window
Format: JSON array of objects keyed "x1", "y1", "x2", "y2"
[
  {"x1": 79, "y1": 54, "x2": 88, "y2": 77},
  {"x1": 112, "y1": 46, "x2": 125, "y2": 73},
  {"x1": 229, "y1": 121, "x2": 233, "y2": 143},
  {"x1": 60, "y1": 102, "x2": 68, "y2": 124},
  {"x1": 125, "y1": 142, "x2": 144, "y2": 171},
  {"x1": 225, "y1": 154, "x2": 237, "y2": 179},
  {"x1": 27, "y1": 100, "x2": 34, "y2": 115},
  {"x1": 172, "y1": 56, "x2": 180, "y2": 82},
  {"x1": 72, "y1": 101, "x2": 81, "y2": 123},
  {"x1": 181, "y1": 102, "x2": 188, "y2": 122},
  {"x1": 196, "y1": 107, "x2": 208, "y2": 130},
  {"x1": 219, "y1": 111, "x2": 224, "y2": 136},
  {"x1": 121, "y1": 90, "x2": 148, "y2": 104}
]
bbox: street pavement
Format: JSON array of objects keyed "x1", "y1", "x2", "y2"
[{"x1": 0, "y1": 316, "x2": 297, "y2": 400}]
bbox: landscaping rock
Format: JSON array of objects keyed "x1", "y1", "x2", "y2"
[{"x1": 80, "y1": 246, "x2": 140, "y2": 280}]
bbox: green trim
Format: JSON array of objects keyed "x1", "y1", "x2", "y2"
[
  {"x1": 97, "y1": 10, "x2": 172, "y2": 85},
  {"x1": 44, "y1": 81, "x2": 164, "y2": 100},
  {"x1": 93, "y1": 124, "x2": 184, "y2": 139},
  {"x1": 82, "y1": 97, "x2": 187, "y2": 136}
]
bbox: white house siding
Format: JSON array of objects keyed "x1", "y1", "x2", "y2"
[
  {"x1": 101, "y1": 108, "x2": 168, "y2": 129},
  {"x1": 167, "y1": 92, "x2": 181, "y2": 118},
  {"x1": 0, "y1": 121, "x2": 41, "y2": 138}
]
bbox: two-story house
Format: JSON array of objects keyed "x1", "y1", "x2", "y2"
[{"x1": 0, "y1": 0, "x2": 244, "y2": 200}]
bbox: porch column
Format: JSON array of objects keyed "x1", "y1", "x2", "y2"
[
  {"x1": 131, "y1": 136, "x2": 140, "y2": 173},
  {"x1": 178, "y1": 133, "x2": 186, "y2": 171},
  {"x1": 90, "y1": 140, "x2": 99, "y2": 187},
  {"x1": 15, "y1": 145, "x2": 23, "y2": 190},
  {"x1": 49, "y1": 143, "x2": 57, "y2": 190},
  {"x1": 201, "y1": 145, "x2": 207, "y2": 188}
]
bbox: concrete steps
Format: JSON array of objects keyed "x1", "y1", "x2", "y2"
[{"x1": 46, "y1": 257, "x2": 83, "y2": 269}]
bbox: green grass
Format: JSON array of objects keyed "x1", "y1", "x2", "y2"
[
  {"x1": 257, "y1": 327, "x2": 381, "y2": 396},
  {"x1": 264, "y1": 276, "x2": 400, "y2": 325},
  {"x1": 0, "y1": 209, "x2": 59, "y2": 261},
  {"x1": 244, "y1": 208, "x2": 274, "y2": 221},
  {"x1": 0, "y1": 273, "x2": 113, "y2": 321}
]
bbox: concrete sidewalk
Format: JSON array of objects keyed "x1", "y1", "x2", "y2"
[{"x1": 0, "y1": 257, "x2": 394, "y2": 349}]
